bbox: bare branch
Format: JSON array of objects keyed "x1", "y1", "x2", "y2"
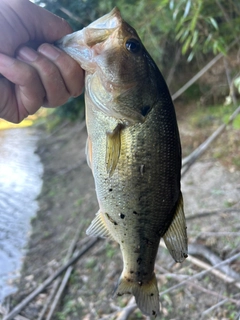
[
  {"x1": 181, "y1": 105, "x2": 240, "y2": 176},
  {"x1": 159, "y1": 252, "x2": 240, "y2": 296},
  {"x1": 39, "y1": 225, "x2": 83, "y2": 320},
  {"x1": 186, "y1": 207, "x2": 239, "y2": 220},
  {"x1": 188, "y1": 243, "x2": 240, "y2": 280},
  {"x1": 200, "y1": 293, "x2": 240, "y2": 319},
  {"x1": 171, "y1": 39, "x2": 239, "y2": 101},
  {"x1": 115, "y1": 297, "x2": 136, "y2": 320},
  {"x1": 3, "y1": 238, "x2": 100, "y2": 320}
]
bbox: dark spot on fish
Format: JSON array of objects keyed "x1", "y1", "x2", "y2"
[
  {"x1": 130, "y1": 270, "x2": 134, "y2": 274},
  {"x1": 184, "y1": 253, "x2": 188, "y2": 258},
  {"x1": 125, "y1": 38, "x2": 141, "y2": 53},
  {"x1": 137, "y1": 257, "x2": 142, "y2": 265},
  {"x1": 152, "y1": 310, "x2": 156, "y2": 316},
  {"x1": 150, "y1": 293, "x2": 154, "y2": 296},
  {"x1": 133, "y1": 210, "x2": 138, "y2": 215},
  {"x1": 125, "y1": 277, "x2": 132, "y2": 282},
  {"x1": 109, "y1": 188, "x2": 113, "y2": 192},
  {"x1": 138, "y1": 281, "x2": 142, "y2": 286},
  {"x1": 140, "y1": 105, "x2": 151, "y2": 117},
  {"x1": 119, "y1": 213, "x2": 125, "y2": 219},
  {"x1": 144, "y1": 237, "x2": 153, "y2": 247},
  {"x1": 105, "y1": 213, "x2": 118, "y2": 226}
]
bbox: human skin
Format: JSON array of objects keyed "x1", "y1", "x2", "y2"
[{"x1": 0, "y1": 0, "x2": 84, "y2": 123}]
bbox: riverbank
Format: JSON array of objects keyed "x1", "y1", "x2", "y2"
[{"x1": 4, "y1": 113, "x2": 240, "y2": 320}]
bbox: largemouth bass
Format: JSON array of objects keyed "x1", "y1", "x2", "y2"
[{"x1": 57, "y1": 8, "x2": 187, "y2": 317}]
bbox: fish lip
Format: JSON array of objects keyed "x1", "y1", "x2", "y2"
[
  {"x1": 87, "y1": 7, "x2": 122, "y2": 29},
  {"x1": 55, "y1": 8, "x2": 122, "y2": 53}
]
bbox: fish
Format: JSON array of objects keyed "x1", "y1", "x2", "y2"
[{"x1": 56, "y1": 8, "x2": 188, "y2": 318}]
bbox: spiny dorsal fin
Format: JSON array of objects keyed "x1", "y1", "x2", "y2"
[
  {"x1": 163, "y1": 192, "x2": 188, "y2": 263},
  {"x1": 106, "y1": 123, "x2": 122, "y2": 177}
]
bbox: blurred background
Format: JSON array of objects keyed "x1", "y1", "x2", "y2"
[{"x1": 0, "y1": 1, "x2": 240, "y2": 319}]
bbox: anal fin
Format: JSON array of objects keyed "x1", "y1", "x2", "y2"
[
  {"x1": 163, "y1": 192, "x2": 188, "y2": 263},
  {"x1": 106, "y1": 123, "x2": 122, "y2": 177},
  {"x1": 86, "y1": 210, "x2": 114, "y2": 240}
]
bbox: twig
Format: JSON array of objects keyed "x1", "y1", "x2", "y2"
[
  {"x1": 186, "y1": 254, "x2": 240, "y2": 289},
  {"x1": 37, "y1": 280, "x2": 61, "y2": 320},
  {"x1": 186, "y1": 207, "x2": 239, "y2": 220},
  {"x1": 224, "y1": 57, "x2": 237, "y2": 106},
  {"x1": 188, "y1": 243, "x2": 240, "y2": 280},
  {"x1": 44, "y1": 0, "x2": 84, "y2": 24},
  {"x1": 195, "y1": 231, "x2": 240, "y2": 237},
  {"x1": 160, "y1": 242, "x2": 240, "y2": 286},
  {"x1": 181, "y1": 105, "x2": 240, "y2": 176},
  {"x1": 115, "y1": 297, "x2": 136, "y2": 320},
  {"x1": 159, "y1": 252, "x2": 240, "y2": 296},
  {"x1": 200, "y1": 293, "x2": 240, "y2": 319},
  {"x1": 38, "y1": 225, "x2": 83, "y2": 320},
  {"x1": 14, "y1": 316, "x2": 31, "y2": 320},
  {"x1": 46, "y1": 266, "x2": 74, "y2": 320},
  {"x1": 171, "y1": 38, "x2": 239, "y2": 101},
  {"x1": 156, "y1": 267, "x2": 239, "y2": 305},
  {"x1": 3, "y1": 237, "x2": 100, "y2": 320},
  {"x1": 166, "y1": 47, "x2": 181, "y2": 87}
]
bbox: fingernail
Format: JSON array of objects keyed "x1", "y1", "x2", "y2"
[
  {"x1": 38, "y1": 44, "x2": 61, "y2": 60},
  {"x1": 17, "y1": 47, "x2": 38, "y2": 62}
]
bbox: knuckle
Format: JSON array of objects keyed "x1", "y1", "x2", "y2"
[
  {"x1": 40, "y1": 61, "x2": 57, "y2": 78},
  {"x1": 46, "y1": 86, "x2": 70, "y2": 107}
]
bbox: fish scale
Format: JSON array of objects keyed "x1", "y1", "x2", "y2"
[{"x1": 57, "y1": 7, "x2": 188, "y2": 318}]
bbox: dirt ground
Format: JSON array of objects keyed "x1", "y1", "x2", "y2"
[{"x1": 4, "y1": 105, "x2": 240, "y2": 320}]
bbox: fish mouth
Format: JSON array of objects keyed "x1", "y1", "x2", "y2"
[
  {"x1": 56, "y1": 8, "x2": 122, "y2": 50},
  {"x1": 87, "y1": 7, "x2": 122, "y2": 30}
]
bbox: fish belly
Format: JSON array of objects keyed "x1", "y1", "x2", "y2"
[{"x1": 86, "y1": 97, "x2": 181, "y2": 317}]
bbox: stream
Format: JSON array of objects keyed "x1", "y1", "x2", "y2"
[{"x1": 0, "y1": 128, "x2": 43, "y2": 303}]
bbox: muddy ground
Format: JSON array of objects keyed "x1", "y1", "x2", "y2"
[{"x1": 4, "y1": 104, "x2": 240, "y2": 320}]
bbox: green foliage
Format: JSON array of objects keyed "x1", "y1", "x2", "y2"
[
  {"x1": 170, "y1": 0, "x2": 240, "y2": 60},
  {"x1": 53, "y1": 95, "x2": 85, "y2": 121}
]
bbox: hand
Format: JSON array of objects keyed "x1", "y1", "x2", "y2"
[{"x1": 0, "y1": 0, "x2": 84, "y2": 123}]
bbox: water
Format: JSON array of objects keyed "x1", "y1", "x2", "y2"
[{"x1": 0, "y1": 128, "x2": 43, "y2": 303}]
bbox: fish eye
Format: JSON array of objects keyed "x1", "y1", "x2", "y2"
[{"x1": 125, "y1": 38, "x2": 141, "y2": 53}]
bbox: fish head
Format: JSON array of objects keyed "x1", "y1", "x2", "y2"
[{"x1": 56, "y1": 8, "x2": 161, "y2": 124}]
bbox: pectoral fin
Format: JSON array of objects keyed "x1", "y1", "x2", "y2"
[
  {"x1": 163, "y1": 192, "x2": 188, "y2": 263},
  {"x1": 106, "y1": 124, "x2": 122, "y2": 177}
]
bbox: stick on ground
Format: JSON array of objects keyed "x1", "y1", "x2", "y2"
[
  {"x1": 181, "y1": 105, "x2": 240, "y2": 176},
  {"x1": 4, "y1": 237, "x2": 100, "y2": 320}
]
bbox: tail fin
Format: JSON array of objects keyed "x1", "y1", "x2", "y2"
[{"x1": 115, "y1": 273, "x2": 160, "y2": 318}]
